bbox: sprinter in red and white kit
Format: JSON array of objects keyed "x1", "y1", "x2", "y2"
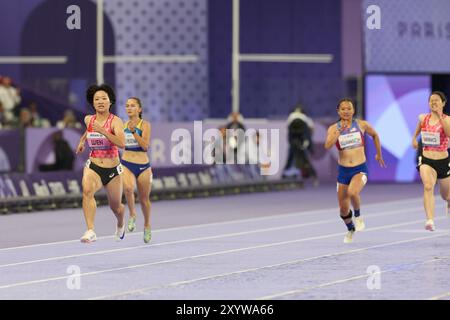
[
  {"x1": 76, "y1": 84, "x2": 126, "y2": 243},
  {"x1": 413, "y1": 91, "x2": 450, "y2": 231}
]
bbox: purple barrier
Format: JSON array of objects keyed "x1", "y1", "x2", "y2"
[
  {"x1": 26, "y1": 128, "x2": 87, "y2": 173},
  {"x1": 0, "y1": 129, "x2": 22, "y2": 173},
  {"x1": 0, "y1": 171, "x2": 82, "y2": 199},
  {"x1": 0, "y1": 165, "x2": 260, "y2": 199},
  {"x1": 23, "y1": 120, "x2": 337, "y2": 181}
]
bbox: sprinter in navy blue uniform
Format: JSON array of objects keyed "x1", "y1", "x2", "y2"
[
  {"x1": 121, "y1": 97, "x2": 153, "y2": 243},
  {"x1": 325, "y1": 98, "x2": 385, "y2": 243}
]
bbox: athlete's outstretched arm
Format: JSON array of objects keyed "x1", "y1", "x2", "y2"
[{"x1": 361, "y1": 120, "x2": 386, "y2": 167}]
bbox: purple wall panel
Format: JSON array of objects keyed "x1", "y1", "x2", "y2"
[
  {"x1": 2, "y1": 0, "x2": 345, "y2": 123},
  {"x1": 209, "y1": 0, "x2": 343, "y2": 119}
]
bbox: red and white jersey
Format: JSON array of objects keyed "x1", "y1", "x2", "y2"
[
  {"x1": 421, "y1": 114, "x2": 449, "y2": 152},
  {"x1": 86, "y1": 113, "x2": 119, "y2": 158}
]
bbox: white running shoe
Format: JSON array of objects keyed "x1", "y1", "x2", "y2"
[
  {"x1": 343, "y1": 230, "x2": 355, "y2": 243},
  {"x1": 425, "y1": 219, "x2": 435, "y2": 231},
  {"x1": 355, "y1": 216, "x2": 365, "y2": 231},
  {"x1": 80, "y1": 229, "x2": 97, "y2": 243},
  {"x1": 115, "y1": 225, "x2": 126, "y2": 241}
]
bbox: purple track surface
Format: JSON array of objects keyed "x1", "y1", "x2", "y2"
[{"x1": 0, "y1": 183, "x2": 449, "y2": 300}]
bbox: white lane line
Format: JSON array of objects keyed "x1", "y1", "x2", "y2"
[
  {"x1": 257, "y1": 256, "x2": 450, "y2": 300},
  {"x1": 0, "y1": 206, "x2": 425, "y2": 268},
  {"x1": 428, "y1": 292, "x2": 450, "y2": 300},
  {"x1": 0, "y1": 217, "x2": 441, "y2": 290},
  {"x1": 0, "y1": 197, "x2": 425, "y2": 251},
  {"x1": 88, "y1": 233, "x2": 449, "y2": 300}
]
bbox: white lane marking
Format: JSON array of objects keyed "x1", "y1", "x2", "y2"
[
  {"x1": 88, "y1": 233, "x2": 449, "y2": 300},
  {"x1": 258, "y1": 256, "x2": 450, "y2": 300},
  {"x1": 0, "y1": 217, "x2": 442, "y2": 291},
  {"x1": 0, "y1": 197, "x2": 424, "y2": 252},
  {"x1": 0, "y1": 206, "x2": 423, "y2": 268}
]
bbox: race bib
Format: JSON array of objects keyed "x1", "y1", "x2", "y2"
[
  {"x1": 125, "y1": 132, "x2": 139, "y2": 148},
  {"x1": 87, "y1": 132, "x2": 111, "y2": 150},
  {"x1": 421, "y1": 131, "x2": 440, "y2": 146},
  {"x1": 338, "y1": 132, "x2": 362, "y2": 149}
]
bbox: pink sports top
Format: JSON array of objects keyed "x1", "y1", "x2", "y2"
[
  {"x1": 86, "y1": 114, "x2": 119, "y2": 158},
  {"x1": 335, "y1": 120, "x2": 365, "y2": 151},
  {"x1": 421, "y1": 114, "x2": 449, "y2": 152}
]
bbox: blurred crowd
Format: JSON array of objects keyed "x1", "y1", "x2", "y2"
[
  {"x1": 0, "y1": 75, "x2": 318, "y2": 182},
  {"x1": 0, "y1": 75, "x2": 81, "y2": 130}
]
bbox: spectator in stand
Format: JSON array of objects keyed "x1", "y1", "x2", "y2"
[
  {"x1": 212, "y1": 126, "x2": 227, "y2": 164},
  {"x1": 0, "y1": 101, "x2": 5, "y2": 129},
  {"x1": 226, "y1": 111, "x2": 246, "y2": 131},
  {"x1": 28, "y1": 101, "x2": 51, "y2": 128},
  {"x1": 225, "y1": 111, "x2": 246, "y2": 161},
  {"x1": 283, "y1": 104, "x2": 319, "y2": 186},
  {"x1": 0, "y1": 76, "x2": 21, "y2": 124},
  {"x1": 39, "y1": 131, "x2": 75, "y2": 171},
  {"x1": 17, "y1": 108, "x2": 33, "y2": 128},
  {"x1": 57, "y1": 109, "x2": 82, "y2": 129}
]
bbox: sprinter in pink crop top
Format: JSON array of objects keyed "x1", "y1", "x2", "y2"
[
  {"x1": 75, "y1": 84, "x2": 126, "y2": 243},
  {"x1": 412, "y1": 91, "x2": 450, "y2": 232}
]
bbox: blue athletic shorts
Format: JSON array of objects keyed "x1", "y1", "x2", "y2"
[
  {"x1": 121, "y1": 159, "x2": 151, "y2": 178},
  {"x1": 337, "y1": 162, "x2": 368, "y2": 185}
]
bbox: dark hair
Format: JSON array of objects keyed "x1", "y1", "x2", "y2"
[
  {"x1": 336, "y1": 98, "x2": 355, "y2": 110},
  {"x1": 336, "y1": 98, "x2": 357, "y2": 120},
  {"x1": 128, "y1": 97, "x2": 143, "y2": 118},
  {"x1": 429, "y1": 91, "x2": 447, "y2": 103},
  {"x1": 293, "y1": 103, "x2": 304, "y2": 113},
  {"x1": 86, "y1": 84, "x2": 116, "y2": 110}
]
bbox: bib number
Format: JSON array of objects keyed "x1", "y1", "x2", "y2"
[
  {"x1": 421, "y1": 131, "x2": 440, "y2": 146},
  {"x1": 125, "y1": 132, "x2": 139, "y2": 148},
  {"x1": 87, "y1": 132, "x2": 111, "y2": 150},
  {"x1": 338, "y1": 132, "x2": 362, "y2": 149}
]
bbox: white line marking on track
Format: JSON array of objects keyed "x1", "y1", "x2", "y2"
[
  {"x1": 0, "y1": 217, "x2": 444, "y2": 291},
  {"x1": 428, "y1": 292, "x2": 450, "y2": 300},
  {"x1": 0, "y1": 206, "x2": 425, "y2": 268},
  {"x1": 88, "y1": 233, "x2": 450, "y2": 300},
  {"x1": 0, "y1": 197, "x2": 425, "y2": 252},
  {"x1": 257, "y1": 255, "x2": 450, "y2": 300}
]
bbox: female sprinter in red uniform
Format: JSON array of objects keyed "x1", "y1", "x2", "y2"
[
  {"x1": 76, "y1": 84, "x2": 126, "y2": 243},
  {"x1": 412, "y1": 91, "x2": 450, "y2": 231},
  {"x1": 121, "y1": 97, "x2": 153, "y2": 243},
  {"x1": 325, "y1": 98, "x2": 385, "y2": 243}
]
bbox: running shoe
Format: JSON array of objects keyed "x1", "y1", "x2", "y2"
[
  {"x1": 143, "y1": 227, "x2": 152, "y2": 244},
  {"x1": 355, "y1": 216, "x2": 365, "y2": 231},
  {"x1": 425, "y1": 219, "x2": 435, "y2": 231},
  {"x1": 115, "y1": 225, "x2": 126, "y2": 241},
  {"x1": 127, "y1": 216, "x2": 136, "y2": 232},
  {"x1": 80, "y1": 229, "x2": 97, "y2": 243},
  {"x1": 343, "y1": 229, "x2": 355, "y2": 244}
]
